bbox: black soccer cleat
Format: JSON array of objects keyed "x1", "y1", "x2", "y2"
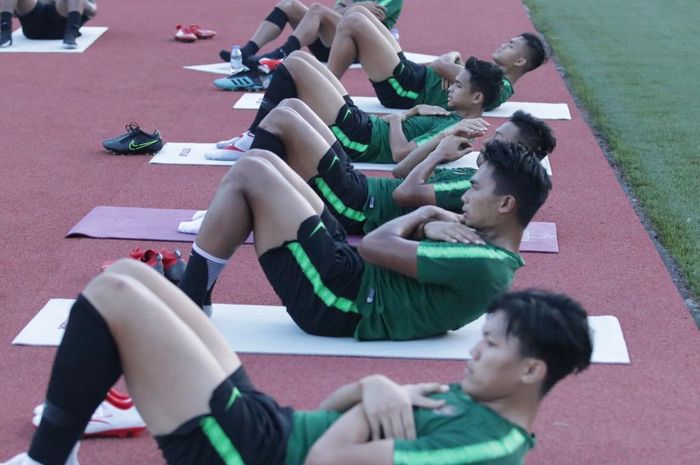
[{"x1": 103, "y1": 123, "x2": 164, "y2": 155}]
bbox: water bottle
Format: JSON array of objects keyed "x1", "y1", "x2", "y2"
[
  {"x1": 391, "y1": 28, "x2": 400, "y2": 42},
  {"x1": 230, "y1": 45, "x2": 243, "y2": 74}
]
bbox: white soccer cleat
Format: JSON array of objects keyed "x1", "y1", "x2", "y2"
[
  {"x1": 214, "y1": 131, "x2": 255, "y2": 151},
  {"x1": 33, "y1": 397, "x2": 145, "y2": 438}
]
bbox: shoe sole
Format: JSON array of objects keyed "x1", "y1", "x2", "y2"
[{"x1": 84, "y1": 426, "x2": 146, "y2": 438}]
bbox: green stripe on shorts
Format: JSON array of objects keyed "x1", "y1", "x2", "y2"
[
  {"x1": 330, "y1": 125, "x2": 369, "y2": 153},
  {"x1": 200, "y1": 416, "x2": 246, "y2": 465},
  {"x1": 287, "y1": 242, "x2": 359, "y2": 313},
  {"x1": 314, "y1": 177, "x2": 366, "y2": 222},
  {"x1": 388, "y1": 77, "x2": 419, "y2": 100}
]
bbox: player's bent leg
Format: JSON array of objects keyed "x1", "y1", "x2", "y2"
[
  {"x1": 257, "y1": 104, "x2": 332, "y2": 179},
  {"x1": 104, "y1": 259, "x2": 240, "y2": 377},
  {"x1": 82, "y1": 270, "x2": 233, "y2": 435},
  {"x1": 284, "y1": 52, "x2": 347, "y2": 123},
  {"x1": 290, "y1": 49, "x2": 349, "y2": 96},
  {"x1": 327, "y1": 11, "x2": 400, "y2": 80},
  {"x1": 345, "y1": 4, "x2": 398, "y2": 47},
  {"x1": 278, "y1": 0, "x2": 309, "y2": 27},
  {"x1": 11, "y1": 0, "x2": 37, "y2": 17}
]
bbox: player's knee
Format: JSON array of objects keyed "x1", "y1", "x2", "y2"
[
  {"x1": 225, "y1": 154, "x2": 274, "y2": 187},
  {"x1": 277, "y1": 0, "x2": 300, "y2": 12},
  {"x1": 84, "y1": 271, "x2": 139, "y2": 310},
  {"x1": 337, "y1": 11, "x2": 367, "y2": 34}
]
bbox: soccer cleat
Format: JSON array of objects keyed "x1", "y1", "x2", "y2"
[
  {"x1": 102, "y1": 123, "x2": 163, "y2": 155},
  {"x1": 208, "y1": 131, "x2": 254, "y2": 157},
  {"x1": 188, "y1": 24, "x2": 216, "y2": 39},
  {"x1": 214, "y1": 74, "x2": 264, "y2": 91},
  {"x1": 161, "y1": 248, "x2": 187, "y2": 283},
  {"x1": 174, "y1": 24, "x2": 197, "y2": 42},
  {"x1": 101, "y1": 248, "x2": 164, "y2": 274},
  {"x1": 33, "y1": 396, "x2": 146, "y2": 438},
  {"x1": 257, "y1": 58, "x2": 283, "y2": 74}
]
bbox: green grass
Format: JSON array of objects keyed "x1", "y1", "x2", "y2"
[{"x1": 523, "y1": 0, "x2": 700, "y2": 300}]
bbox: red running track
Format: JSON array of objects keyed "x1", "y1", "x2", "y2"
[{"x1": 0, "y1": 0, "x2": 698, "y2": 463}]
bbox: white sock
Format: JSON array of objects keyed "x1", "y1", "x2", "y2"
[
  {"x1": 192, "y1": 210, "x2": 207, "y2": 220},
  {"x1": 178, "y1": 216, "x2": 204, "y2": 235}
]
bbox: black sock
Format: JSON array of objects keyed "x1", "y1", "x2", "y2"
[
  {"x1": 250, "y1": 127, "x2": 287, "y2": 160},
  {"x1": 280, "y1": 35, "x2": 300, "y2": 56},
  {"x1": 307, "y1": 38, "x2": 330, "y2": 62},
  {"x1": 265, "y1": 7, "x2": 289, "y2": 29},
  {"x1": 397, "y1": 51, "x2": 406, "y2": 61},
  {"x1": 28, "y1": 295, "x2": 122, "y2": 465},
  {"x1": 248, "y1": 64, "x2": 297, "y2": 133},
  {"x1": 240, "y1": 40, "x2": 259, "y2": 61},
  {"x1": 0, "y1": 11, "x2": 11, "y2": 29},
  {"x1": 178, "y1": 246, "x2": 227, "y2": 309},
  {"x1": 65, "y1": 11, "x2": 81, "y2": 35}
]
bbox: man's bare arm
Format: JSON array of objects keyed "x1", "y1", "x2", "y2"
[
  {"x1": 358, "y1": 206, "x2": 460, "y2": 278},
  {"x1": 387, "y1": 113, "x2": 417, "y2": 162},
  {"x1": 304, "y1": 406, "x2": 394, "y2": 465},
  {"x1": 392, "y1": 136, "x2": 472, "y2": 208},
  {"x1": 430, "y1": 51, "x2": 464, "y2": 82}
]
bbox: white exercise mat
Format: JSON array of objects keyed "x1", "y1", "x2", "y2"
[
  {"x1": 234, "y1": 93, "x2": 571, "y2": 120},
  {"x1": 184, "y1": 52, "x2": 438, "y2": 75},
  {"x1": 13, "y1": 299, "x2": 630, "y2": 364},
  {"x1": 149, "y1": 143, "x2": 231, "y2": 166},
  {"x1": 0, "y1": 27, "x2": 107, "y2": 53},
  {"x1": 150, "y1": 143, "x2": 552, "y2": 175}
]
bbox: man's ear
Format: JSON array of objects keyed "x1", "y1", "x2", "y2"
[
  {"x1": 521, "y1": 358, "x2": 547, "y2": 386},
  {"x1": 472, "y1": 91, "x2": 484, "y2": 105},
  {"x1": 514, "y1": 56, "x2": 527, "y2": 69},
  {"x1": 498, "y1": 194, "x2": 517, "y2": 215}
]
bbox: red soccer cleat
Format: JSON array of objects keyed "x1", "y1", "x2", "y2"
[
  {"x1": 174, "y1": 24, "x2": 197, "y2": 43},
  {"x1": 188, "y1": 24, "x2": 216, "y2": 39}
]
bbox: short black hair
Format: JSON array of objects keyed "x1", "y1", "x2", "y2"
[
  {"x1": 480, "y1": 140, "x2": 552, "y2": 226},
  {"x1": 519, "y1": 32, "x2": 547, "y2": 71},
  {"x1": 464, "y1": 56, "x2": 504, "y2": 111},
  {"x1": 487, "y1": 290, "x2": 593, "y2": 396},
  {"x1": 509, "y1": 110, "x2": 556, "y2": 160}
]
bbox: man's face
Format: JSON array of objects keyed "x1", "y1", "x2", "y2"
[
  {"x1": 461, "y1": 311, "x2": 530, "y2": 401},
  {"x1": 461, "y1": 162, "x2": 503, "y2": 229},
  {"x1": 492, "y1": 36, "x2": 529, "y2": 69},
  {"x1": 447, "y1": 69, "x2": 477, "y2": 110},
  {"x1": 476, "y1": 122, "x2": 520, "y2": 166}
]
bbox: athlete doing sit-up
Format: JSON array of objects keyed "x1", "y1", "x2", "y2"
[
  {"x1": 247, "y1": 98, "x2": 555, "y2": 235},
  {"x1": 0, "y1": 0, "x2": 97, "y2": 49},
  {"x1": 1, "y1": 259, "x2": 592, "y2": 465},
  {"x1": 211, "y1": 51, "x2": 501, "y2": 164},
  {"x1": 325, "y1": 6, "x2": 546, "y2": 111},
  {"x1": 177, "y1": 139, "x2": 551, "y2": 341},
  {"x1": 219, "y1": 0, "x2": 403, "y2": 67}
]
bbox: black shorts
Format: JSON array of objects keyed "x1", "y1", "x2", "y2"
[
  {"x1": 330, "y1": 103, "x2": 373, "y2": 160},
  {"x1": 259, "y1": 215, "x2": 364, "y2": 337},
  {"x1": 371, "y1": 57, "x2": 427, "y2": 109},
  {"x1": 19, "y1": 3, "x2": 89, "y2": 40},
  {"x1": 155, "y1": 367, "x2": 294, "y2": 465},
  {"x1": 307, "y1": 40, "x2": 330, "y2": 62},
  {"x1": 311, "y1": 147, "x2": 369, "y2": 235}
]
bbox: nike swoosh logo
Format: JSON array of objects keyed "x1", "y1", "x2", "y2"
[
  {"x1": 128, "y1": 139, "x2": 159, "y2": 150},
  {"x1": 309, "y1": 221, "x2": 326, "y2": 238}
]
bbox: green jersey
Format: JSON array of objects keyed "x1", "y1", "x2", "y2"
[
  {"x1": 353, "y1": 241, "x2": 524, "y2": 340},
  {"x1": 484, "y1": 77, "x2": 514, "y2": 111},
  {"x1": 284, "y1": 385, "x2": 534, "y2": 465},
  {"x1": 419, "y1": 67, "x2": 450, "y2": 108},
  {"x1": 393, "y1": 385, "x2": 534, "y2": 464},
  {"x1": 335, "y1": 0, "x2": 404, "y2": 30},
  {"x1": 363, "y1": 167, "x2": 477, "y2": 232},
  {"x1": 361, "y1": 113, "x2": 462, "y2": 163}
]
